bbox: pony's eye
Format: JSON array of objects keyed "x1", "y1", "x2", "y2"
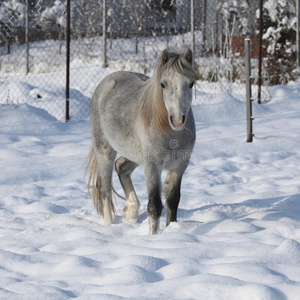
[
  {"x1": 160, "y1": 82, "x2": 166, "y2": 89},
  {"x1": 189, "y1": 82, "x2": 194, "y2": 89}
]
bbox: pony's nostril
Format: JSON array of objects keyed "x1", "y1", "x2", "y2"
[{"x1": 171, "y1": 115, "x2": 185, "y2": 128}]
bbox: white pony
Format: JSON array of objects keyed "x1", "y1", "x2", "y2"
[{"x1": 86, "y1": 49, "x2": 197, "y2": 234}]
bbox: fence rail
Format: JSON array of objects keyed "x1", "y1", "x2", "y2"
[{"x1": 0, "y1": 0, "x2": 299, "y2": 121}]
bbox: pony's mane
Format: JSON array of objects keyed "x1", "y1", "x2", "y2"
[{"x1": 139, "y1": 50, "x2": 198, "y2": 135}]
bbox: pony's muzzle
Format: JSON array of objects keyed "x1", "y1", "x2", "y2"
[{"x1": 170, "y1": 115, "x2": 186, "y2": 130}]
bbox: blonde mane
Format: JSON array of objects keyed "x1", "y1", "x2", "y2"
[{"x1": 139, "y1": 50, "x2": 198, "y2": 135}]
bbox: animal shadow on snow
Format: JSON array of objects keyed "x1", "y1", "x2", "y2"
[{"x1": 178, "y1": 193, "x2": 300, "y2": 235}]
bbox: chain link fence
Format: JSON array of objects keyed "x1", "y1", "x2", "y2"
[{"x1": 0, "y1": 0, "x2": 299, "y2": 121}]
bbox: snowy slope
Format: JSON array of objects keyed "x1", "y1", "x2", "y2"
[{"x1": 0, "y1": 76, "x2": 300, "y2": 299}]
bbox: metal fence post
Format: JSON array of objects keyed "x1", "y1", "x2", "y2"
[
  {"x1": 191, "y1": 0, "x2": 195, "y2": 67},
  {"x1": 297, "y1": 0, "x2": 300, "y2": 68},
  {"x1": 25, "y1": 0, "x2": 29, "y2": 75},
  {"x1": 257, "y1": 0, "x2": 263, "y2": 104},
  {"x1": 202, "y1": 0, "x2": 207, "y2": 55},
  {"x1": 102, "y1": 0, "x2": 108, "y2": 68},
  {"x1": 245, "y1": 38, "x2": 253, "y2": 143},
  {"x1": 65, "y1": 0, "x2": 70, "y2": 122}
]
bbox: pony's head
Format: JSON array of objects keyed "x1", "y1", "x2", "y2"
[
  {"x1": 157, "y1": 49, "x2": 197, "y2": 131},
  {"x1": 140, "y1": 49, "x2": 198, "y2": 134}
]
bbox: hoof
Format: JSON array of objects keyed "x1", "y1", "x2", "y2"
[{"x1": 124, "y1": 205, "x2": 139, "y2": 220}]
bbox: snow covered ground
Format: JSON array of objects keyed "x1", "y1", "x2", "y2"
[{"x1": 0, "y1": 64, "x2": 300, "y2": 299}]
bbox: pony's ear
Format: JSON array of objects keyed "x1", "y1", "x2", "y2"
[
  {"x1": 183, "y1": 48, "x2": 193, "y2": 64},
  {"x1": 161, "y1": 49, "x2": 170, "y2": 64}
]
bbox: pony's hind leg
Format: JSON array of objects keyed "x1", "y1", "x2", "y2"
[
  {"x1": 115, "y1": 157, "x2": 140, "y2": 219},
  {"x1": 94, "y1": 144, "x2": 116, "y2": 225}
]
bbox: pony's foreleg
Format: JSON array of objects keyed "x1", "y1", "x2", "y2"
[
  {"x1": 165, "y1": 170, "x2": 182, "y2": 226},
  {"x1": 144, "y1": 163, "x2": 163, "y2": 234},
  {"x1": 115, "y1": 157, "x2": 140, "y2": 219}
]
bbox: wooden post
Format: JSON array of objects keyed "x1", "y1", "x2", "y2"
[
  {"x1": 245, "y1": 38, "x2": 253, "y2": 143},
  {"x1": 102, "y1": 0, "x2": 108, "y2": 68},
  {"x1": 65, "y1": 0, "x2": 70, "y2": 122}
]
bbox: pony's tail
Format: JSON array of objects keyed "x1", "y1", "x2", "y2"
[{"x1": 85, "y1": 146, "x2": 116, "y2": 216}]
